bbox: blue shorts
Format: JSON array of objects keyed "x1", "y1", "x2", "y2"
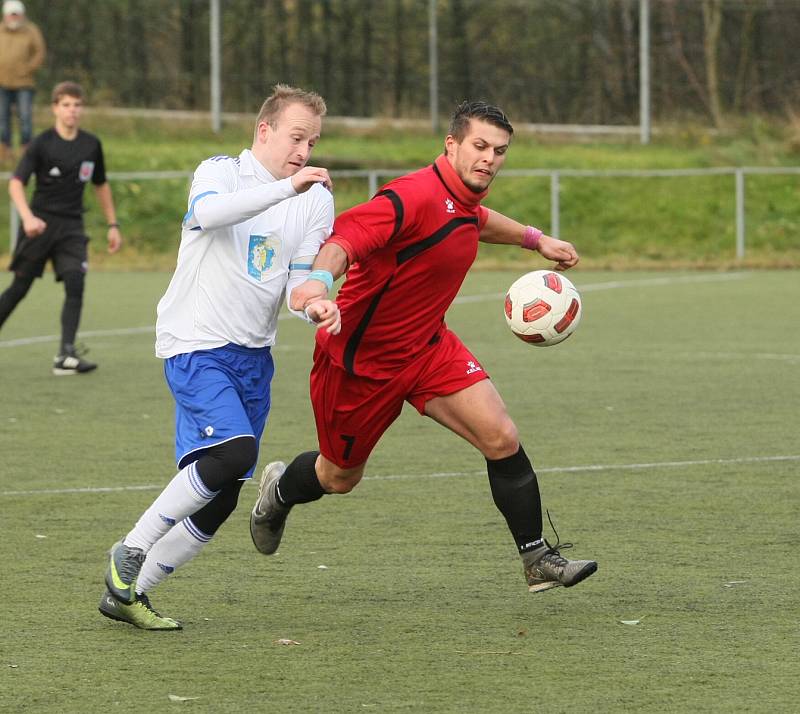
[{"x1": 164, "y1": 344, "x2": 274, "y2": 478}]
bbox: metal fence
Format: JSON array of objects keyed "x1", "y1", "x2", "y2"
[{"x1": 5, "y1": 166, "x2": 800, "y2": 258}]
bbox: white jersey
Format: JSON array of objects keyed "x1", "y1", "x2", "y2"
[{"x1": 155, "y1": 149, "x2": 334, "y2": 358}]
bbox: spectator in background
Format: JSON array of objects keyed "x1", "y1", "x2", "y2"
[
  {"x1": 0, "y1": 0, "x2": 46, "y2": 163},
  {"x1": 0, "y1": 81, "x2": 122, "y2": 374}
]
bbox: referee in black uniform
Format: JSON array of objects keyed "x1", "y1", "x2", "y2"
[{"x1": 0, "y1": 81, "x2": 122, "y2": 374}]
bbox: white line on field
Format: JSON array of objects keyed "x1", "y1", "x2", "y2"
[
  {"x1": 2, "y1": 453, "x2": 797, "y2": 498},
  {"x1": 679, "y1": 351, "x2": 800, "y2": 363},
  {"x1": 0, "y1": 325, "x2": 155, "y2": 347},
  {"x1": 0, "y1": 273, "x2": 749, "y2": 349},
  {"x1": 452, "y1": 271, "x2": 748, "y2": 304}
]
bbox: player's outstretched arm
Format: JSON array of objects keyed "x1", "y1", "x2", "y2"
[
  {"x1": 188, "y1": 162, "x2": 331, "y2": 232},
  {"x1": 304, "y1": 300, "x2": 341, "y2": 334},
  {"x1": 480, "y1": 207, "x2": 579, "y2": 271},
  {"x1": 288, "y1": 242, "x2": 349, "y2": 311},
  {"x1": 536, "y1": 234, "x2": 579, "y2": 271}
]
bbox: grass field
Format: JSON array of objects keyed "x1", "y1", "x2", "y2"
[{"x1": 1, "y1": 268, "x2": 798, "y2": 713}]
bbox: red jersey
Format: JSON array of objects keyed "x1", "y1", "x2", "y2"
[{"x1": 318, "y1": 154, "x2": 489, "y2": 379}]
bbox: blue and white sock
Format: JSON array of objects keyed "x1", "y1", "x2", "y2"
[
  {"x1": 123, "y1": 462, "x2": 218, "y2": 552},
  {"x1": 135, "y1": 517, "x2": 212, "y2": 594}
]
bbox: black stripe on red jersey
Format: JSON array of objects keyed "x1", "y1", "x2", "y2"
[
  {"x1": 342, "y1": 217, "x2": 477, "y2": 375},
  {"x1": 432, "y1": 161, "x2": 459, "y2": 200},
  {"x1": 396, "y1": 216, "x2": 478, "y2": 265},
  {"x1": 343, "y1": 276, "x2": 395, "y2": 375},
  {"x1": 376, "y1": 189, "x2": 404, "y2": 238}
]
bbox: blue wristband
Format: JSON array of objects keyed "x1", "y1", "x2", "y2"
[{"x1": 307, "y1": 269, "x2": 333, "y2": 292}]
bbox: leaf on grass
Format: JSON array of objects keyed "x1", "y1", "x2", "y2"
[
  {"x1": 517, "y1": 628, "x2": 528, "y2": 637},
  {"x1": 35, "y1": 534, "x2": 47, "y2": 539},
  {"x1": 8, "y1": 664, "x2": 19, "y2": 668},
  {"x1": 317, "y1": 565, "x2": 328, "y2": 570},
  {"x1": 454, "y1": 650, "x2": 521, "y2": 655},
  {"x1": 722, "y1": 580, "x2": 747, "y2": 588},
  {"x1": 168, "y1": 694, "x2": 199, "y2": 702},
  {"x1": 274, "y1": 638, "x2": 301, "y2": 646},
  {"x1": 620, "y1": 620, "x2": 641, "y2": 625}
]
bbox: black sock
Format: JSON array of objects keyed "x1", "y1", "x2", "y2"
[
  {"x1": 60, "y1": 271, "x2": 84, "y2": 353},
  {"x1": 277, "y1": 451, "x2": 326, "y2": 506},
  {"x1": 486, "y1": 445, "x2": 543, "y2": 554},
  {"x1": 0, "y1": 273, "x2": 34, "y2": 329},
  {"x1": 190, "y1": 479, "x2": 245, "y2": 536}
]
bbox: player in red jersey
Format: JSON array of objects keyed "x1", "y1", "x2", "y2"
[{"x1": 251, "y1": 101, "x2": 597, "y2": 593}]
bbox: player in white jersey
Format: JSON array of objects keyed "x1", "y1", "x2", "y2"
[{"x1": 98, "y1": 85, "x2": 340, "y2": 630}]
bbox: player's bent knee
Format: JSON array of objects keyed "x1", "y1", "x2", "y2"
[
  {"x1": 324, "y1": 475, "x2": 361, "y2": 494},
  {"x1": 197, "y1": 436, "x2": 258, "y2": 491},
  {"x1": 479, "y1": 420, "x2": 519, "y2": 460},
  {"x1": 223, "y1": 437, "x2": 258, "y2": 477},
  {"x1": 317, "y1": 461, "x2": 364, "y2": 494}
]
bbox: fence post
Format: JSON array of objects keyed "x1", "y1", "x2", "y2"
[
  {"x1": 735, "y1": 169, "x2": 745, "y2": 259},
  {"x1": 550, "y1": 171, "x2": 560, "y2": 238},
  {"x1": 209, "y1": 0, "x2": 222, "y2": 133},
  {"x1": 368, "y1": 171, "x2": 378, "y2": 198}
]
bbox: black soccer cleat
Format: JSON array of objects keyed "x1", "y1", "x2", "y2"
[{"x1": 52, "y1": 345, "x2": 97, "y2": 375}]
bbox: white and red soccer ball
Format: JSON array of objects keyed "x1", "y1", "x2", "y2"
[{"x1": 504, "y1": 270, "x2": 582, "y2": 346}]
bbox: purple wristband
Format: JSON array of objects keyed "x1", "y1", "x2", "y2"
[{"x1": 521, "y1": 225, "x2": 543, "y2": 251}]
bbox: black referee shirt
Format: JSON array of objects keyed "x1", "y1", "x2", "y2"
[{"x1": 14, "y1": 128, "x2": 107, "y2": 219}]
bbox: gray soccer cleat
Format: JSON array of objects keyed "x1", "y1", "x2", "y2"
[
  {"x1": 98, "y1": 589, "x2": 182, "y2": 630},
  {"x1": 250, "y1": 461, "x2": 290, "y2": 555},
  {"x1": 105, "y1": 540, "x2": 146, "y2": 604},
  {"x1": 522, "y1": 541, "x2": 597, "y2": 593}
]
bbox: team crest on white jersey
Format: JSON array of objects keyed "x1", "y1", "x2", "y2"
[
  {"x1": 445, "y1": 197, "x2": 455, "y2": 214},
  {"x1": 78, "y1": 161, "x2": 95, "y2": 182},
  {"x1": 248, "y1": 234, "x2": 279, "y2": 282}
]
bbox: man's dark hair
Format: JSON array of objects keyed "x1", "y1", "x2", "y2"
[
  {"x1": 448, "y1": 101, "x2": 514, "y2": 141},
  {"x1": 51, "y1": 81, "x2": 83, "y2": 104}
]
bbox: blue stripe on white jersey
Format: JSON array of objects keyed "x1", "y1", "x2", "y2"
[
  {"x1": 183, "y1": 190, "x2": 218, "y2": 226},
  {"x1": 208, "y1": 155, "x2": 239, "y2": 164}
]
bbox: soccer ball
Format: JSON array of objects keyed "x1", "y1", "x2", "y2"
[{"x1": 504, "y1": 270, "x2": 582, "y2": 346}]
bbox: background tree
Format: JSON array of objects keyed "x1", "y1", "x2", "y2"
[{"x1": 21, "y1": 0, "x2": 800, "y2": 126}]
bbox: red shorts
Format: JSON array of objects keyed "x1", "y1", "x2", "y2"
[{"x1": 310, "y1": 329, "x2": 489, "y2": 468}]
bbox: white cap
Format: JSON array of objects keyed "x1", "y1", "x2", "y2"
[{"x1": 3, "y1": 1, "x2": 25, "y2": 15}]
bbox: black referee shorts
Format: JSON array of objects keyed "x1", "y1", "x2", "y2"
[{"x1": 9, "y1": 214, "x2": 89, "y2": 281}]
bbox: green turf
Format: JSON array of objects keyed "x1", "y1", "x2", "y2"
[{"x1": 1, "y1": 269, "x2": 798, "y2": 712}]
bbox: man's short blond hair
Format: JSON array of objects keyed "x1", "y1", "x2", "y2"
[{"x1": 253, "y1": 84, "x2": 327, "y2": 141}]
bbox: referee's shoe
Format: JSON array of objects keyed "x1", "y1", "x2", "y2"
[{"x1": 52, "y1": 345, "x2": 97, "y2": 375}]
